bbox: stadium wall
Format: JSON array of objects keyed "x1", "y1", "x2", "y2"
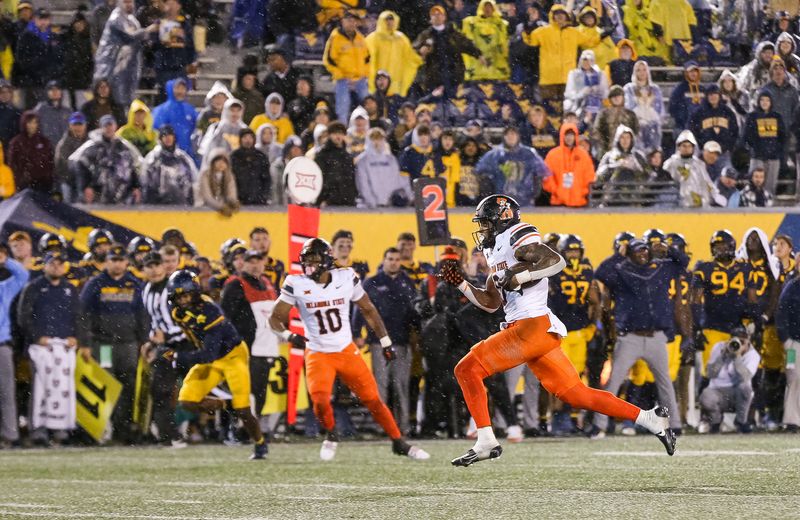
[{"x1": 91, "y1": 208, "x2": 800, "y2": 269}]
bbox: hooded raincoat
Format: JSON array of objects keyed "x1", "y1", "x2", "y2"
[
  {"x1": 198, "y1": 98, "x2": 248, "y2": 160},
  {"x1": 623, "y1": 60, "x2": 664, "y2": 152},
  {"x1": 462, "y1": 0, "x2": 510, "y2": 80},
  {"x1": 595, "y1": 125, "x2": 651, "y2": 206},
  {"x1": 365, "y1": 11, "x2": 423, "y2": 95},
  {"x1": 664, "y1": 130, "x2": 724, "y2": 207},
  {"x1": 355, "y1": 131, "x2": 409, "y2": 208},
  {"x1": 524, "y1": 5, "x2": 600, "y2": 86},
  {"x1": 474, "y1": 137, "x2": 551, "y2": 206},
  {"x1": 117, "y1": 99, "x2": 157, "y2": 156},
  {"x1": 69, "y1": 128, "x2": 143, "y2": 204},
  {"x1": 198, "y1": 148, "x2": 239, "y2": 212},
  {"x1": 543, "y1": 122, "x2": 596, "y2": 207},
  {"x1": 564, "y1": 50, "x2": 610, "y2": 118},
  {"x1": 254, "y1": 123, "x2": 282, "y2": 164},
  {"x1": 151, "y1": 78, "x2": 198, "y2": 157},
  {"x1": 93, "y1": 1, "x2": 148, "y2": 106},
  {"x1": 8, "y1": 111, "x2": 54, "y2": 192},
  {"x1": 142, "y1": 137, "x2": 197, "y2": 205}
]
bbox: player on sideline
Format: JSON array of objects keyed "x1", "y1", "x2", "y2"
[
  {"x1": 269, "y1": 238, "x2": 429, "y2": 461},
  {"x1": 162, "y1": 270, "x2": 268, "y2": 460},
  {"x1": 440, "y1": 195, "x2": 676, "y2": 466}
]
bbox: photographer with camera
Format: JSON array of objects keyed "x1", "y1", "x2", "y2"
[{"x1": 698, "y1": 325, "x2": 760, "y2": 433}]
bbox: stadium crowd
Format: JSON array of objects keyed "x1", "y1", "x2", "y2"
[
  {"x1": 0, "y1": 0, "x2": 797, "y2": 207},
  {"x1": 0, "y1": 222, "x2": 798, "y2": 448}
]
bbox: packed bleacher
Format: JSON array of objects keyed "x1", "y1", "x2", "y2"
[{"x1": 0, "y1": 0, "x2": 798, "y2": 210}]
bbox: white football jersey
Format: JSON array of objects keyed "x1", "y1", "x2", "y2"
[
  {"x1": 483, "y1": 221, "x2": 567, "y2": 336},
  {"x1": 278, "y1": 268, "x2": 365, "y2": 353}
]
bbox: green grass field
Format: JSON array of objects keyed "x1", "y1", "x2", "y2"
[{"x1": 1, "y1": 434, "x2": 799, "y2": 519}]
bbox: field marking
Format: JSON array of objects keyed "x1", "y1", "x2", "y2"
[
  {"x1": 145, "y1": 500, "x2": 205, "y2": 504},
  {"x1": 0, "y1": 511, "x2": 263, "y2": 520},
  {"x1": 593, "y1": 450, "x2": 776, "y2": 457},
  {"x1": 0, "y1": 503, "x2": 53, "y2": 509}
]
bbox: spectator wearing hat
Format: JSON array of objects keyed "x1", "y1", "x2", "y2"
[
  {"x1": 688, "y1": 85, "x2": 739, "y2": 160},
  {"x1": 715, "y1": 166, "x2": 742, "y2": 207},
  {"x1": 592, "y1": 238, "x2": 686, "y2": 438},
  {"x1": 69, "y1": 115, "x2": 143, "y2": 205},
  {"x1": 260, "y1": 46, "x2": 301, "y2": 105},
  {"x1": 743, "y1": 89, "x2": 785, "y2": 195},
  {"x1": 233, "y1": 66, "x2": 265, "y2": 125},
  {"x1": 475, "y1": 126, "x2": 550, "y2": 207},
  {"x1": 413, "y1": 6, "x2": 483, "y2": 99},
  {"x1": 219, "y1": 248, "x2": 280, "y2": 435},
  {"x1": 366, "y1": 11, "x2": 423, "y2": 97},
  {"x1": 142, "y1": 124, "x2": 197, "y2": 205},
  {"x1": 315, "y1": 121, "x2": 357, "y2": 206},
  {"x1": 61, "y1": 9, "x2": 94, "y2": 110},
  {"x1": 79, "y1": 244, "x2": 149, "y2": 443},
  {"x1": 12, "y1": 7, "x2": 61, "y2": 108},
  {"x1": 324, "y1": 11, "x2": 371, "y2": 122},
  {"x1": 775, "y1": 31, "x2": 800, "y2": 82},
  {"x1": 0, "y1": 243, "x2": 28, "y2": 447},
  {"x1": 249, "y1": 93, "x2": 295, "y2": 144},
  {"x1": 762, "y1": 56, "x2": 799, "y2": 136},
  {"x1": 544, "y1": 122, "x2": 596, "y2": 207},
  {"x1": 0, "y1": 80, "x2": 20, "y2": 153},
  {"x1": 93, "y1": 0, "x2": 160, "y2": 107},
  {"x1": 54, "y1": 112, "x2": 89, "y2": 203},
  {"x1": 355, "y1": 127, "x2": 407, "y2": 209},
  {"x1": 8, "y1": 111, "x2": 54, "y2": 193},
  {"x1": 34, "y1": 82, "x2": 71, "y2": 147},
  {"x1": 352, "y1": 246, "x2": 417, "y2": 435},
  {"x1": 698, "y1": 326, "x2": 760, "y2": 434},
  {"x1": 669, "y1": 62, "x2": 704, "y2": 134},
  {"x1": 592, "y1": 84, "x2": 638, "y2": 159},
  {"x1": 11, "y1": 2, "x2": 34, "y2": 52},
  {"x1": 231, "y1": 127, "x2": 270, "y2": 206},
  {"x1": 117, "y1": 99, "x2": 158, "y2": 157},
  {"x1": 152, "y1": 0, "x2": 197, "y2": 99},
  {"x1": 17, "y1": 251, "x2": 78, "y2": 446},
  {"x1": 737, "y1": 41, "x2": 777, "y2": 101},
  {"x1": 198, "y1": 149, "x2": 239, "y2": 215},
  {"x1": 151, "y1": 78, "x2": 197, "y2": 158},
  {"x1": 700, "y1": 141, "x2": 726, "y2": 182},
  {"x1": 331, "y1": 229, "x2": 370, "y2": 280}
]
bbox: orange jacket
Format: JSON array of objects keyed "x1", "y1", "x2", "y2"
[{"x1": 543, "y1": 123, "x2": 596, "y2": 207}]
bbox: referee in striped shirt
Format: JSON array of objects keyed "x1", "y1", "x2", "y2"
[{"x1": 141, "y1": 247, "x2": 190, "y2": 447}]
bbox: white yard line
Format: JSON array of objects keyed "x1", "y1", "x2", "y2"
[
  {"x1": 593, "y1": 450, "x2": 776, "y2": 457},
  {"x1": 0, "y1": 511, "x2": 264, "y2": 520}
]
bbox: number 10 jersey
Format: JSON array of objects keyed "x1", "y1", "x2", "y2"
[{"x1": 279, "y1": 268, "x2": 365, "y2": 353}]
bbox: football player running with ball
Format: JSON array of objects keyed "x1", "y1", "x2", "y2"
[
  {"x1": 441, "y1": 195, "x2": 676, "y2": 466},
  {"x1": 269, "y1": 238, "x2": 429, "y2": 462}
]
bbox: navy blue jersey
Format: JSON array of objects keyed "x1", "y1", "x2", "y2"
[
  {"x1": 747, "y1": 258, "x2": 773, "y2": 314},
  {"x1": 171, "y1": 295, "x2": 243, "y2": 366},
  {"x1": 692, "y1": 260, "x2": 755, "y2": 332},
  {"x1": 549, "y1": 263, "x2": 593, "y2": 331}
]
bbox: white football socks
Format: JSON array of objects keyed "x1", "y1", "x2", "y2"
[
  {"x1": 635, "y1": 408, "x2": 665, "y2": 435},
  {"x1": 474, "y1": 426, "x2": 499, "y2": 450}
]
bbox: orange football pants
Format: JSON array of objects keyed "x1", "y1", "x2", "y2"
[
  {"x1": 455, "y1": 315, "x2": 640, "y2": 428},
  {"x1": 305, "y1": 343, "x2": 401, "y2": 439}
]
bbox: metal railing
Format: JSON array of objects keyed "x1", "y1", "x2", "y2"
[{"x1": 588, "y1": 180, "x2": 681, "y2": 208}]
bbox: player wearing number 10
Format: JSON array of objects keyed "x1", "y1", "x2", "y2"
[{"x1": 269, "y1": 238, "x2": 429, "y2": 462}]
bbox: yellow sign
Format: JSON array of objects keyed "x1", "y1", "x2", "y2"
[
  {"x1": 261, "y1": 344, "x2": 310, "y2": 415},
  {"x1": 75, "y1": 357, "x2": 123, "y2": 442}
]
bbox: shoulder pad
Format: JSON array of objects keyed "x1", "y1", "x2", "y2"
[{"x1": 509, "y1": 224, "x2": 540, "y2": 248}]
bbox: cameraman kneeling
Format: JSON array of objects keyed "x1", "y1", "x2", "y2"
[{"x1": 699, "y1": 326, "x2": 760, "y2": 433}]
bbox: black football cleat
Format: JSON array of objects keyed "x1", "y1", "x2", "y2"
[
  {"x1": 654, "y1": 407, "x2": 676, "y2": 456},
  {"x1": 451, "y1": 444, "x2": 503, "y2": 467},
  {"x1": 250, "y1": 440, "x2": 268, "y2": 460}
]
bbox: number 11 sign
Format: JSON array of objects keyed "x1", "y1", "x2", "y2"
[{"x1": 413, "y1": 177, "x2": 451, "y2": 246}]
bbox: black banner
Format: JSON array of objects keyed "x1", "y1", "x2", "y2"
[{"x1": 0, "y1": 190, "x2": 153, "y2": 260}]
